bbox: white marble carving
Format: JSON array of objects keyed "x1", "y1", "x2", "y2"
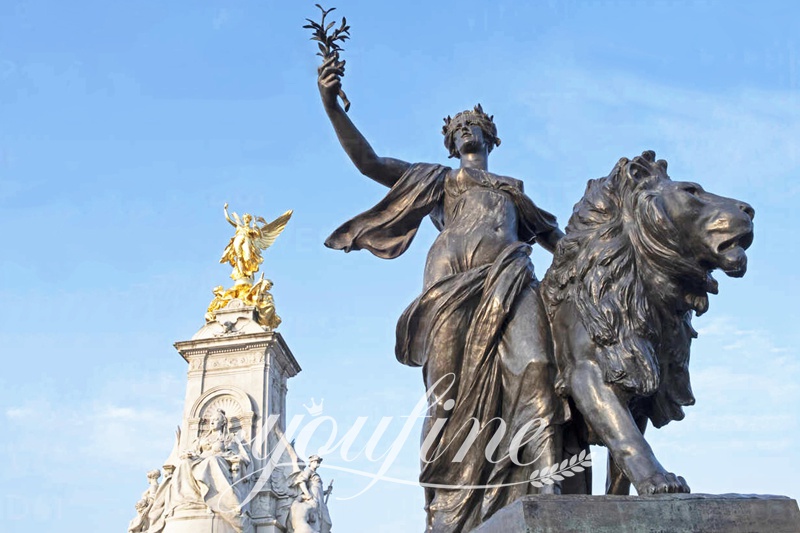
[
  {"x1": 131, "y1": 304, "x2": 304, "y2": 533},
  {"x1": 128, "y1": 469, "x2": 161, "y2": 533},
  {"x1": 287, "y1": 456, "x2": 333, "y2": 533},
  {"x1": 165, "y1": 409, "x2": 254, "y2": 532}
]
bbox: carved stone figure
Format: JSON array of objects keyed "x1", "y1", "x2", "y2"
[
  {"x1": 164, "y1": 409, "x2": 254, "y2": 531},
  {"x1": 288, "y1": 455, "x2": 333, "y2": 533},
  {"x1": 316, "y1": 44, "x2": 566, "y2": 533},
  {"x1": 128, "y1": 469, "x2": 162, "y2": 533},
  {"x1": 269, "y1": 465, "x2": 294, "y2": 528},
  {"x1": 541, "y1": 151, "x2": 755, "y2": 495},
  {"x1": 140, "y1": 431, "x2": 181, "y2": 533}
]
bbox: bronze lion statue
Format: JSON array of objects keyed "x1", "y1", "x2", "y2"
[{"x1": 541, "y1": 150, "x2": 754, "y2": 495}]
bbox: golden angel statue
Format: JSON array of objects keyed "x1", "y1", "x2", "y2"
[
  {"x1": 206, "y1": 203, "x2": 292, "y2": 330},
  {"x1": 221, "y1": 203, "x2": 293, "y2": 284}
]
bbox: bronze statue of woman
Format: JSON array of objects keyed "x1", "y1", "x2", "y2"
[{"x1": 317, "y1": 53, "x2": 568, "y2": 533}]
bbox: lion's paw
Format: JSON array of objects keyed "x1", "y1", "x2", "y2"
[{"x1": 637, "y1": 472, "x2": 690, "y2": 494}]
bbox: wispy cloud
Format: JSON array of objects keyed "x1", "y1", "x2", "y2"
[
  {"x1": 516, "y1": 64, "x2": 800, "y2": 199},
  {"x1": 585, "y1": 314, "x2": 799, "y2": 494},
  {"x1": 0, "y1": 58, "x2": 16, "y2": 79},
  {"x1": 691, "y1": 316, "x2": 800, "y2": 405},
  {"x1": 3, "y1": 373, "x2": 184, "y2": 479},
  {"x1": 212, "y1": 8, "x2": 230, "y2": 30},
  {"x1": 5, "y1": 407, "x2": 33, "y2": 419}
]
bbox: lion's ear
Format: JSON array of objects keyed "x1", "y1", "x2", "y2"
[
  {"x1": 656, "y1": 159, "x2": 668, "y2": 172},
  {"x1": 641, "y1": 150, "x2": 656, "y2": 162},
  {"x1": 629, "y1": 161, "x2": 645, "y2": 182}
]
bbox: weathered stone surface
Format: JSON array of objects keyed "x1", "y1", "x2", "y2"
[{"x1": 472, "y1": 494, "x2": 800, "y2": 533}]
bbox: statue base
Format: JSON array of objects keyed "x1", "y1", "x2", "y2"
[
  {"x1": 472, "y1": 494, "x2": 800, "y2": 533},
  {"x1": 163, "y1": 509, "x2": 237, "y2": 533}
]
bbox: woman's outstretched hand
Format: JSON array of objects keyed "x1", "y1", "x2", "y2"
[{"x1": 318, "y1": 52, "x2": 348, "y2": 110}]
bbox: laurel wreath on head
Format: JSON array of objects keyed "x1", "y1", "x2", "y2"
[{"x1": 529, "y1": 450, "x2": 592, "y2": 487}]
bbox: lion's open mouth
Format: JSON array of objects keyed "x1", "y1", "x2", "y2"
[
  {"x1": 717, "y1": 229, "x2": 754, "y2": 255},
  {"x1": 715, "y1": 229, "x2": 753, "y2": 278}
]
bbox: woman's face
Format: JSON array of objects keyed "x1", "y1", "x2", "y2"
[
  {"x1": 452, "y1": 121, "x2": 487, "y2": 157},
  {"x1": 211, "y1": 414, "x2": 226, "y2": 431}
]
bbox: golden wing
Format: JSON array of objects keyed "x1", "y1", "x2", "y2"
[{"x1": 254, "y1": 210, "x2": 293, "y2": 250}]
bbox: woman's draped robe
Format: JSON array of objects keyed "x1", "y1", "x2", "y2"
[
  {"x1": 326, "y1": 163, "x2": 567, "y2": 532},
  {"x1": 160, "y1": 434, "x2": 252, "y2": 533}
]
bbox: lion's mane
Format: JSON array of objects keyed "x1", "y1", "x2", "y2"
[{"x1": 542, "y1": 151, "x2": 701, "y2": 427}]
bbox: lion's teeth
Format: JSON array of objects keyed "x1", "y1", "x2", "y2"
[{"x1": 705, "y1": 273, "x2": 719, "y2": 294}]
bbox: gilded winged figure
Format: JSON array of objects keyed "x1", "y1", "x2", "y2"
[{"x1": 221, "y1": 203, "x2": 293, "y2": 283}]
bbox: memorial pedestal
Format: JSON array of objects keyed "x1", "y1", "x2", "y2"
[
  {"x1": 163, "y1": 509, "x2": 229, "y2": 533},
  {"x1": 173, "y1": 302, "x2": 301, "y2": 462},
  {"x1": 472, "y1": 494, "x2": 800, "y2": 533},
  {"x1": 170, "y1": 302, "x2": 302, "y2": 532},
  {"x1": 127, "y1": 301, "x2": 303, "y2": 533}
]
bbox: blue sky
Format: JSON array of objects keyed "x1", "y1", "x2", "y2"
[{"x1": 1, "y1": 1, "x2": 798, "y2": 531}]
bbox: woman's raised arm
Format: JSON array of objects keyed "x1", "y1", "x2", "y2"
[
  {"x1": 318, "y1": 54, "x2": 410, "y2": 188},
  {"x1": 223, "y1": 203, "x2": 237, "y2": 227}
]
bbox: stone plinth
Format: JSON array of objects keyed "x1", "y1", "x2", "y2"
[
  {"x1": 174, "y1": 302, "x2": 301, "y2": 458},
  {"x1": 163, "y1": 509, "x2": 233, "y2": 533},
  {"x1": 165, "y1": 301, "x2": 302, "y2": 532},
  {"x1": 472, "y1": 494, "x2": 800, "y2": 533}
]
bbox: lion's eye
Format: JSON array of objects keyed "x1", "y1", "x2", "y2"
[{"x1": 682, "y1": 184, "x2": 701, "y2": 195}]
